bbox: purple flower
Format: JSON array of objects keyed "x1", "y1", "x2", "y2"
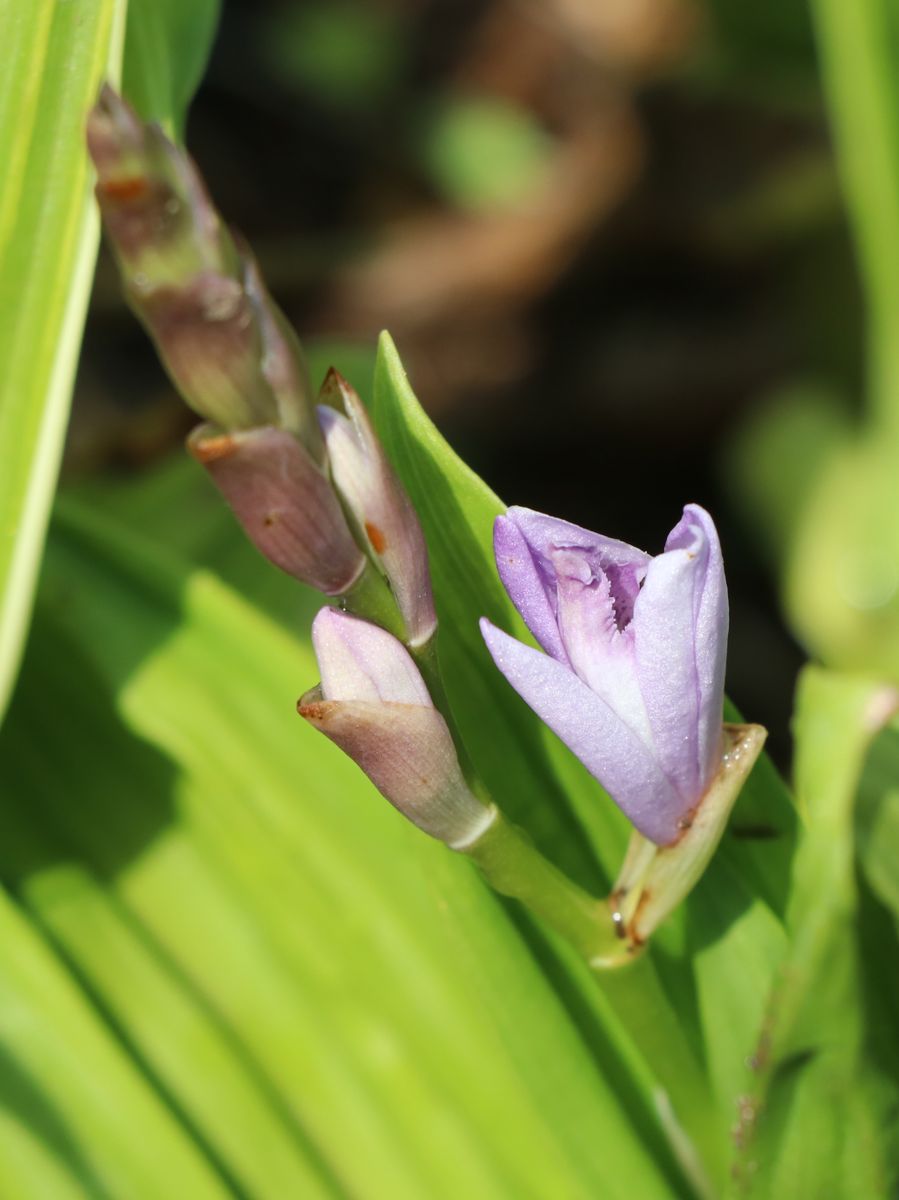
[
  {"x1": 480, "y1": 505, "x2": 728, "y2": 845},
  {"x1": 300, "y1": 609, "x2": 493, "y2": 846}
]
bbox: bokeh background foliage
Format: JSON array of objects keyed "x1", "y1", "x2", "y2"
[{"x1": 1, "y1": 1, "x2": 899, "y2": 1197}]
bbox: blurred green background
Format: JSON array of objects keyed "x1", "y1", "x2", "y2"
[{"x1": 73, "y1": 0, "x2": 855, "y2": 764}]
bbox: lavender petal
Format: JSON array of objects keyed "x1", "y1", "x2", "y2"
[
  {"x1": 494, "y1": 515, "x2": 570, "y2": 663},
  {"x1": 480, "y1": 618, "x2": 689, "y2": 844}
]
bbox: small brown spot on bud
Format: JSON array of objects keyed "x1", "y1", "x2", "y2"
[
  {"x1": 187, "y1": 431, "x2": 238, "y2": 465},
  {"x1": 263, "y1": 513, "x2": 278, "y2": 527},
  {"x1": 365, "y1": 522, "x2": 387, "y2": 554},
  {"x1": 297, "y1": 699, "x2": 336, "y2": 720},
  {"x1": 100, "y1": 176, "x2": 149, "y2": 202}
]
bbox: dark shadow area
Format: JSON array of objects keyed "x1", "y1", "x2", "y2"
[{"x1": 0, "y1": 604, "x2": 178, "y2": 883}]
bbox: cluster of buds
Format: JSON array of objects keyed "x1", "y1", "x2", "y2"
[
  {"x1": 87, "y1": 87, "x2": 475, "y2": 853},
  {"x1": 87, "y1": 87, "x2": 435, "y2": 643},
  {"x1": 89, "y1": 89, "x2": 765, "y2": 966}
]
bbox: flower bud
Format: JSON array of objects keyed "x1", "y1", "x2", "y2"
[
  {"x1": 317, "y1": 371, "x2": 437, "y2": 646},
  {"x1": 87, "y1": 86, "x2": 319, "y2": 449},
  {"x1": 299, "y1": 609, "x2": 493, "y2": 846},
  {"x1": 188, "y1": 426, "x2": 365, "y2": 595}
]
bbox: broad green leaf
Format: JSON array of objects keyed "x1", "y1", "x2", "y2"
[
  {"x1": 733, "y1": 668, "x2": 899, "y2": 1197},
  {"x1": 0, "y1": 499, "x2": 687, "y2": 1200},
  {"x1": 0, "y1": 884, "x2": 232, "y2": 1199},
  {"x1": 0, "y1": 0, "x2": 124, "y2": 726}
]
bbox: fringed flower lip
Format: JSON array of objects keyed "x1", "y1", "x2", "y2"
[{"x1": 481, "y1": 504, "x2": 729, "y2": 846}]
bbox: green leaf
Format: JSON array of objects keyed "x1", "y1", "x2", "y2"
[
  {"x1": 0, "y1": 498, "x2": 687, "y2": 1199},
  {"x1": 0, "y1": 884, "x2": 232, "y2": 1199},
  {"x1": 0, "y1": 0, "x2": 124, "y2": 727},
  {"x1": 122, "y1": 0, "x2": 221, "y2": 130},
  {"x1": 734, "y1": 668, "x2": 899, "y2": 1197},
  {"x1": 810, "y1": 0, "x2": 899, "y2": 429}
]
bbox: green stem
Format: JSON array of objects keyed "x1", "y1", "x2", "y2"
[
  {"x1": 410, "y1": 633, "x2": 489, "y2": 794},
  {"x1": 593, "y1": 957, "x2": 723, "y2": 1196},
  {"x1": 811, "y1": 0, "x2": 899, "y2": 434},
  {"x1": 462, "y1": 812, "x2": 624, "y2": 962},
  {"x1": 342, "y1": 563, "x2": 407, "y2": 641}
]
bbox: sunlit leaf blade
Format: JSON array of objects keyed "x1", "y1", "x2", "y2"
[
  {"x1": 0, "y1": 497, "x2": 687, "y2": 1200},
  {"x1": 733, "y1": 668, "x2": 899, "y2": 1198},
  {"x1": 0, "y1": 884, "x2": 233, "y2": 1199},
  {"x1": 0, "y1": 0, "x2": 123, "y2": 727}
]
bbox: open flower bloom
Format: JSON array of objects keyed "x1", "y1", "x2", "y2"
[
  {"x1": 480, "y1": 504, "x2": 728, "y2": 846},
  {"x1": 299, "y1": 609, "x2": 493, "y2": 847}
]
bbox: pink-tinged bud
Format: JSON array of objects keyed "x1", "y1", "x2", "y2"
[
  {"x1": 87, "y1": 86, "x2": 319, "y2": 448},
  {"x1": 299, "y1": 610, "x2": 493, "y2": 846},
  {"x1": 317, "y1": 371, "x2": 437, "y2": 646},
  {"x1": 141, "y1": 264, "x2": 282, "y2": 432},
  {"x1": 242, "y1": 251, "x2": 320, "y2": 453},
  {"x1": 187, "y1": 426, "x2": 365, "y2": 595}
]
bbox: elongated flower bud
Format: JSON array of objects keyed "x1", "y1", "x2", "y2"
[
  {"x1": 299, "y1": 609, "x2": 493, "y2": 846},
  {"x1": 317, "y1": 371, "x2": 437, "y2": 646},
  {"x1": 188, "y1": 426, "x2": 365, "y2": 595},
  {"x1": 87, "y1": 85, "x2": 319, "y2": 450}
]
